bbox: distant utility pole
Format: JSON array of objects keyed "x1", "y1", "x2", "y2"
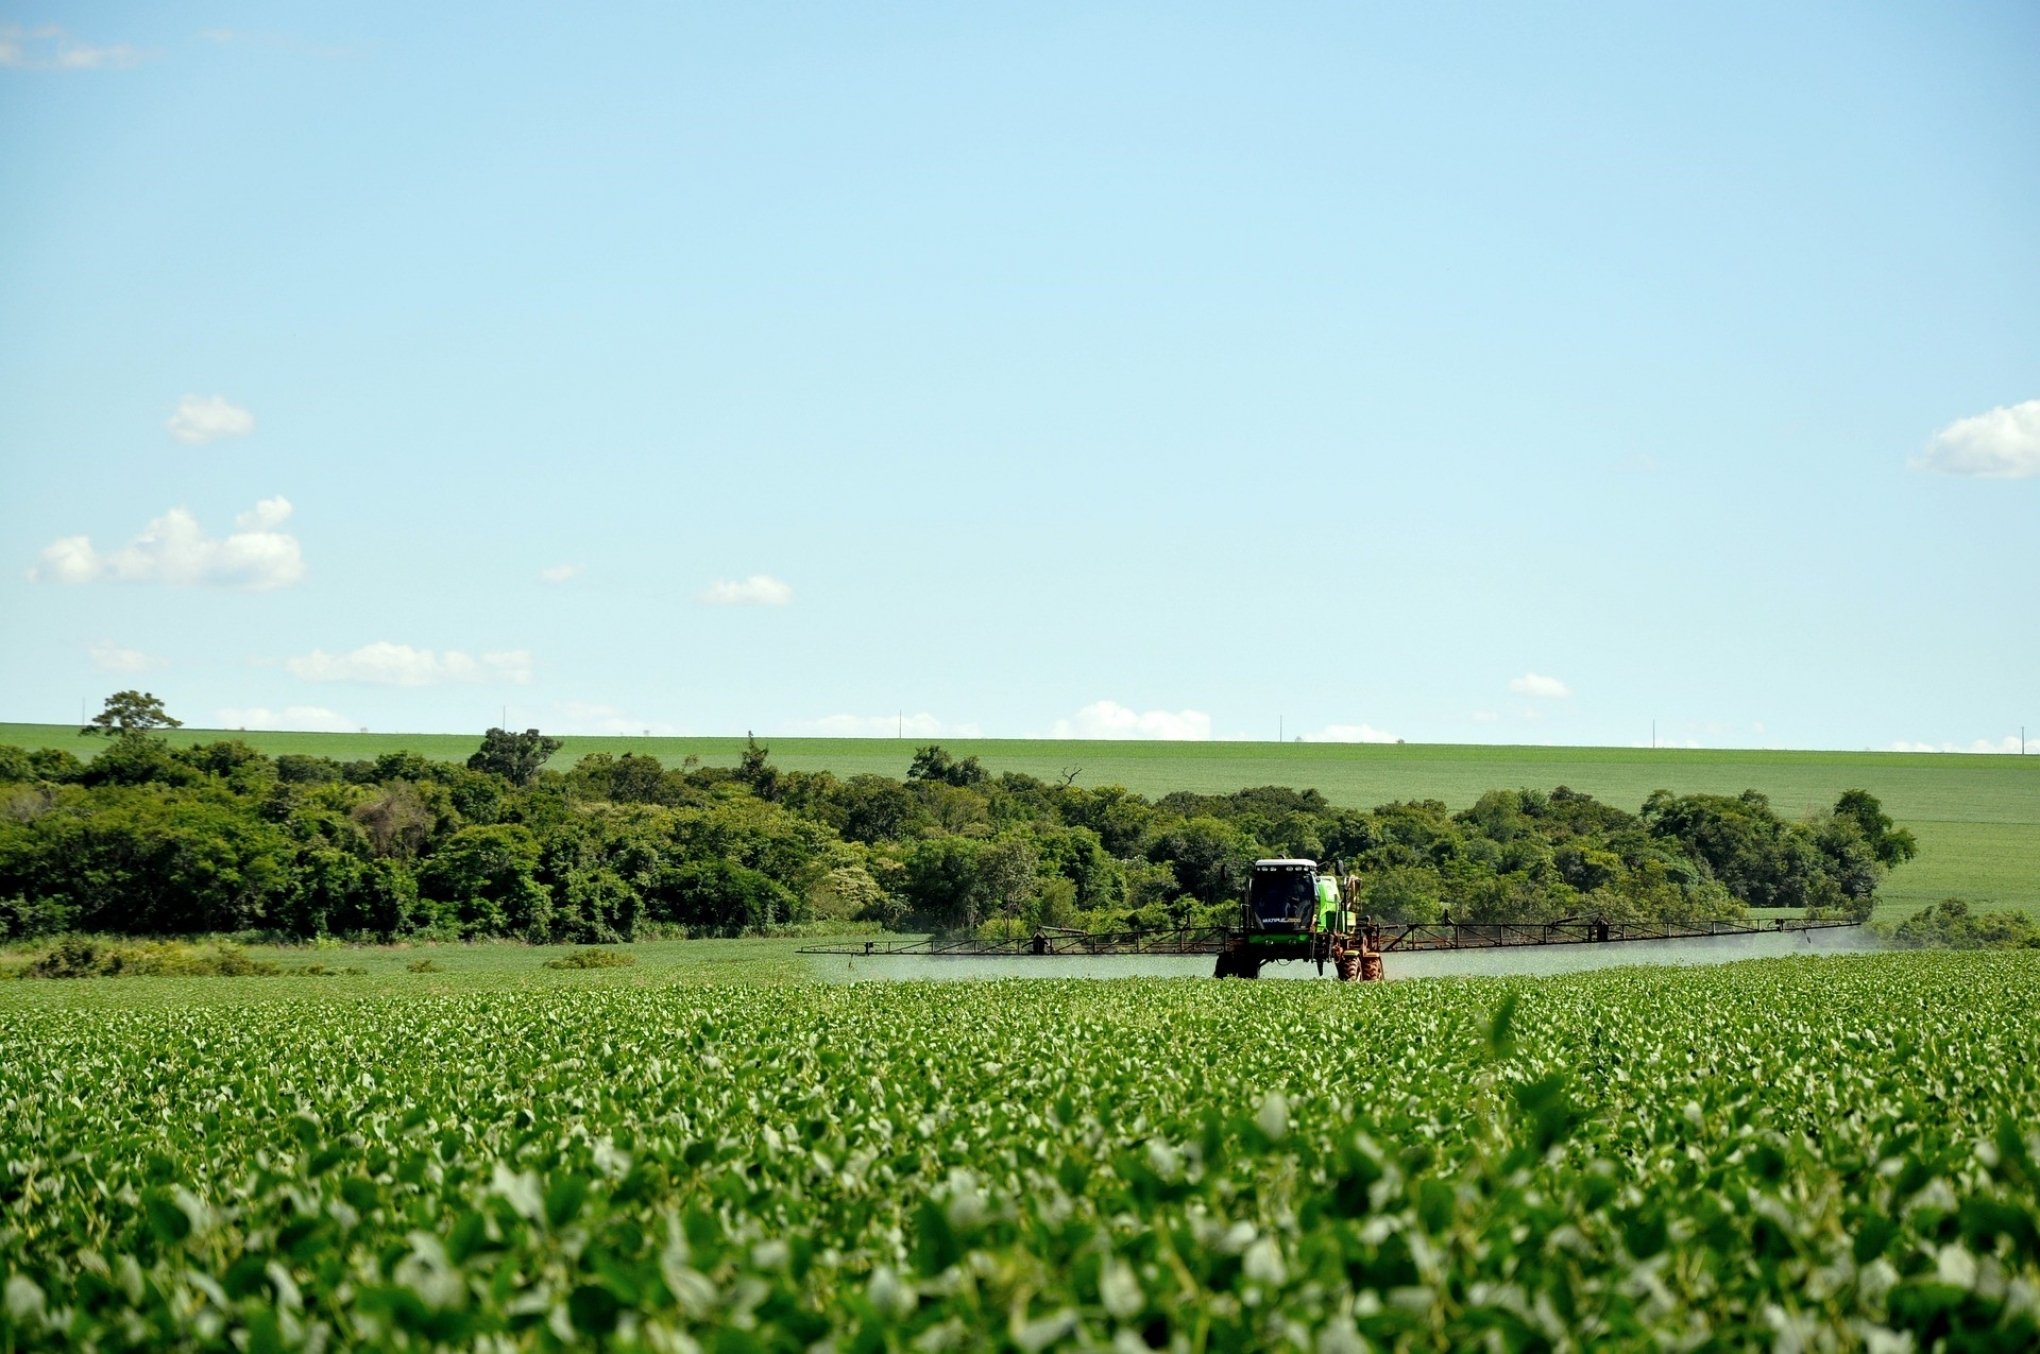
[
  {"x1": 1279, "y1": 715, "x2": 1284, "y2": 743},
  {"x1": 1652, "y1": 719, "x2": 1657, "y2": 749}
]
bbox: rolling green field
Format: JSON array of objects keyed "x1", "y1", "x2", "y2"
[
  {"x1": 4, "y1": 951, "x2": 2038, "y2": 1349},
  {"x1": 5, "y1": 723, "x2": 2034, "y2": 921}
]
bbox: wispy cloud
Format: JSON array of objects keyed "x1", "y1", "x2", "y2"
[
  {"x1": 1507, "y1": 672, "x2": 1572, "y2": 699},
  {"x1": 89, "y1": 641, "x2": 167, "y2": 674},
  {"x1": 784, "y1": 712, "x2": 983, "y2": 739},
  {"x1": 539, "y1": 563, "x2": 583, "y2": 584},
  {"x1": 1890, "y1": 735, "x2": 2026, "y2": 755},
  {"x1": 0, "y1": 23, "x2": 145, "y2": 70},
  {"x1": 1912, "y1": 400, "x2": 2040, "y2": 479},
  {"x1": 1298, "y1": 723, "x2": 1400, "y2": 744},
  {"x1": 199, "y1": 28, "x2": 357, "y2": 59},
  {"x1": 697, "y1": 574, "x2": 793, "y2": 607},
  {"x1": 166, "y1": 394, "x2": 255, "y2": 445},
  {"x1": 216, "y1": 705, "x2": 356, "y2": 733},
  {"x1": 1051, "y1": 701, "x2": 1211, "y2": 741},
  {"x1": 555, "y1": 701, "x2": 679, "y2": 736},
  {"x1": 285, "y1": 642, "x2": 533, "y2": 687},
  {"x1": 30, "y1": 497, "x2": 304, "y2": 589}
]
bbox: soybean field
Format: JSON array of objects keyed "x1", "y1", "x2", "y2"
[{"x1": 4, "y1": 951, "x2": 2038, "y2": 1350}]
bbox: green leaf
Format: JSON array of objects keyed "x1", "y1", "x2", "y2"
[
  {"x1": 545, "y1": 1175, "x2": 589, "y2": 1229},
  {"x1": 567, "y1": 1282, "x2": 623, "y2": 1338},
  {"x1": 1487, "y1": 992, "x2": 1521, "y2": 1060},
  {"x1": 143, "y1": 1189, "x2": 193, "y2": 1245}
]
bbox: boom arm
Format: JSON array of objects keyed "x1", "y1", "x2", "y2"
[{"x1": 797, "y1": 915, "x2": 1858, "y2": 961}]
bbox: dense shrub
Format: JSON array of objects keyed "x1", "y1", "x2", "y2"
[
  {"x1": 542, "y1": 946, "x2": 636, "y2": 970},
  {"x1": 1888, "y1": 897, "x2": 2040, "y2": 949},
  {"x1": 14, "y1": 937, "x2": 281, "y2": 979}
]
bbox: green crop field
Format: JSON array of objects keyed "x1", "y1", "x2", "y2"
[
  {"x1": 4, "y1": 952, "x2": 2038, "y2": 1349},
  {"x1": 4, "y1": 723, "x2": 2035, "y2": 921}
]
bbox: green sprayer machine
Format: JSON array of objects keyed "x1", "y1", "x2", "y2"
[{"x1": 800, "y1": 857, "x2": 1862, "y2": 980}]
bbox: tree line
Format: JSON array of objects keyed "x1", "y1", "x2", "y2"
[{"x1": 0, "y1": 704, "x2": 1915, "y2": 944}]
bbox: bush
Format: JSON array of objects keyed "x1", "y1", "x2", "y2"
[
  {"x1": 18, "y1": 938, "x2": 283, "y2": 979},
  {"x1": 1887, "y1": 898, "x2": 2040, "y2": 950},
  {"x1": 0, "y1": 893, "x2": 73, "y2": 942},
  {"x1": 406, "y1": 957, "x2": 445, "y2": 973},
  {"x1": 543, "y1": 947, "x2": 637, "y2": 970}
]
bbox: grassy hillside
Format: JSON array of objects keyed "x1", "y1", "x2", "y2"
[{"x1": 5, "y1": 722, "x2": 2034, "y2": 918}]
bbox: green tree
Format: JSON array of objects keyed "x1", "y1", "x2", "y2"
[
  {"x1": 810, "y1": 861, "x2": 890, "y2": 922},
  {"x1": 467, "y1": 727, "x2": 563, "y2": 786},
  {"x1": 1148, "y1": 816, "x2": 1255, "y2": 905},
  {"x1": 649, "y1": 859, "x2": 795, "y2": 934},
  {"x1": 831, "y1": 774, "x2": 921, "y2": 843},
  {"x1": 902, "y1": 836, "x2": 983, "y2": 929},
  {"x1": 1833, "y1": 789, "x2": 1919, "y2": 869},
  {"x1": 908, "y1": 745, "x2": 988, "y2": 788},
  {"x1": 78, "y1": 734, "x2": 201, "y2": 789},
  {"x1": 82, "y1": 690, "x2": 182, "y2": 738},
  {"x1": 736, "y1": 735, "x2": 780, "y2": 801},
  {"x1": 0, "y1": 789, "x2": 295, "y2": 934},
  {"x1": 416, "y1": 824, "x2": 553, "y2": 938}
]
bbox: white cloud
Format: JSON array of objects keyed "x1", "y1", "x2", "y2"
[
  {"x1": 539, "y1": 563, "x2": 583, "y2": 584},
  {"x1": 0, "y1": 24, "x2": 143, "y2": 70},
  {"x1": 697, "y1": 574, "x2": 793, "y2": 607},
  {"x1": 285, "y1": 642, "x2": 533, "y2": 687},
  {"x1": 1299, "y1": 723, "x2": 1401, "y2": 744},
  {"x1": 1890, "y1": 735, "x2": 2026, "y2": 755},
  {"x1": 165, "y1": 394, "x2": 255, "y2": 445},
  {"x1": 29, "y1": 498, "x2": 305, "y2": 589},
  {"x1": 236, "y1": 496, "x2": 292, "y2": 531},
  {"x1": 199, "y1": 28, "x2": 356, "y2": 58},
  {"x1": 784, "y1": 712, "x2": 984, "y2": 739},
  {"x1": 555, "y1": 701, "x2": 679, "y2": 736},
  {"x1": 1470, "y1": 710, "x2": 1500, "y2": 724},
  {"x1": 89, "y1": 641, "x2": 167, "y2": 674},
  {"x1": 1051, "y1": 701, "x2": 1211, "y2": 741},
  {"x1": 1913, "y1": 400, "x2": 2040, "y2": 479},
  {"x1": 1507, "y1": 672, "x2": 1572, "y2": 699},
  {"x1": 216, "y1": 706, "x2": 356, "y2": 733}
]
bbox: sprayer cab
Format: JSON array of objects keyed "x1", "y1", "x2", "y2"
[{"x1": 1244, "y1": 859, "x2": 1340, "y2": 933}]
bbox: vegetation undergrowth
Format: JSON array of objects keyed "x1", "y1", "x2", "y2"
[
  {"x1": 541, "y1": 947, "x2": 637, "y2": 970},
  {"x1": 6, "y1": 938, "x2": 283, "y2": 980},
  {"x1": 1885, "y1": 897, "x2": 2040, "y2": 949}
]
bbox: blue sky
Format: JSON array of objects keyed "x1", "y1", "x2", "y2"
[{"x1": 3, "y1": 2, "x2": 2035, "y2": 750}]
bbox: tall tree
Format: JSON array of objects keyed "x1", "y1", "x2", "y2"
[
  {"x1": 907, "y1": 744, "x2": 987, "y2": 788},
  {"x1": 1833, "y1": 789, "x2": 1920, "y2": 868},
  {"x1": 467, "y1": 727, "x2": 563, "y2": 786},
  {"x1": 82, "y1": 690, "x2": 182, "y2": 738},
  {"x1": 736, "y1": 735, "x2": 780, "y2": 801}
]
